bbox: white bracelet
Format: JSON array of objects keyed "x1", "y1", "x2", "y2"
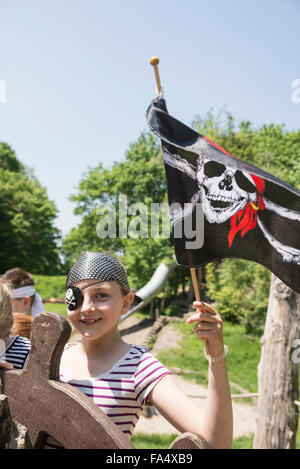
[{"x1": 204, "y1": 345, "x2": 228, "y2": 363}]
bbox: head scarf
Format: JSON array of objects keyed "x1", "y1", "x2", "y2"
[{"x1": 65, "y1": 252, "x2": 140, "y2": 310}]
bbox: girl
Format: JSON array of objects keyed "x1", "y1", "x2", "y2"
[{"x1": 56, "y1": 251, "x2": 233, "y2": 449}]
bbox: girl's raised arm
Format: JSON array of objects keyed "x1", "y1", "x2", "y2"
[{"x1": 148, "y1": 301, "x2": 233, "y2": 449}]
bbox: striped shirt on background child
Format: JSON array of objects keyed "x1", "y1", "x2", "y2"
[{"x1": 0, "y1": 335, "x2": 30, "y2": 369}]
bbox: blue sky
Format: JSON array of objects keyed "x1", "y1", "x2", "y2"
[{"x1": 0, "y1": 0, "x2": 299, "y2": 235}]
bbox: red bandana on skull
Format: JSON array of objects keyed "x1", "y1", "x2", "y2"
[{"x1": 228, "y1": 174, "x2": 266, "y2": 247}]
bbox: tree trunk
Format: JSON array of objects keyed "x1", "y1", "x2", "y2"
[{"x1": 253, "y1": 274, "x2": 300, "y2": 449}]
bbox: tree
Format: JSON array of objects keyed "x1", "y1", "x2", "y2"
[
  {"x1": 0, "y1": 142, "x2": 25, "y2": 173},
  {"x1": 192, "y1": 109, "x2": 300, "y2": 190},
  {"x1": 0, "y1": 142, "x2": 61, "y2": 274},
  {"x1": 253, "y1": 275, "x2": 300, "y2": 448}
]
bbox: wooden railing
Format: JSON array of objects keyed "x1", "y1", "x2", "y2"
[{"x1": 0, "y1": 312, "x2": 211, "y2": 449}]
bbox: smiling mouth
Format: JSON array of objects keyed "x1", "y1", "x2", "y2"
[{"x1": 80, "y1": 318, "x2": 101, "y2": 325}]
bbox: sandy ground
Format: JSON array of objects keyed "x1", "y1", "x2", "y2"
[{"x1": 118, "y1": 315, "x2": 258, "y2": 439}]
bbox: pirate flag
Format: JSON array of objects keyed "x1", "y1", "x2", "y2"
[{"x1": 146, "y1": 97, "x2": 300, "y2": 293}]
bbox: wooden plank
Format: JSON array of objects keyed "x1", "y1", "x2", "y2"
[
  {"x1": 1, "y1": 312, "x2": 134, "y2": 449},
  {"x1": 169, "y1": 432, "x2": 211, "y2": 449}
]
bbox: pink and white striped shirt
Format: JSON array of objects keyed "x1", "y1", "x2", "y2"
[{"x1": 45, "y1": 344, "x2": 171, "y2": 448}]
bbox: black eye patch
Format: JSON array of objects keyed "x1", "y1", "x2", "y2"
[
  {"x1": 65, "y1": 286, "x2": 83, "y2": 311},
  {"x1": 204, "y1": 161, "x2": 226, "y2": 178},
  {"x1": 235, "y1": 171, "x2": 256, "y2": 193}
]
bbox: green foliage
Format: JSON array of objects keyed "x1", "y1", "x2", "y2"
[
  {"x1": 0, "y1": 142, "x2": 24, "y2": 173},
  {"x1": 43, "y1": 302, "x2": 68, "y2": 318},
  {"x1": 34, "y1": 275, "x2": 66, "y2": 299},
  {"x1": 192, "y1": 108, "x2": 300, "y2": 191},
  {"x1": 0, "y1": 142, "x2": 62, "y2": 274},
  {"x1": 163, "y1": 299, "x2": 187, "y2": 317},
  {"x1": 206, "y1": 260, "x2": 271, "y2": 335},
  {"x1": 232, "y1": 435, "x2": 253, "y2": 449},
  {"x1": 34, "y1": 275, "x2": 68, "y2": 318},
  {"x1": 122, "y1": 237, "x2": 173, "y2": 290}
]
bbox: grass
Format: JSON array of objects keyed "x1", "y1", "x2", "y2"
[
  {"x1": 155, "y1": 320, "x2": 261, "y2": 392},
  {"x1": 131, "y1": 432, "x2": 178, "y2": 449},
  {"x1": 43, "y1": 302, "x2": 68, "y2": 318},
  {"x1": 232, "y1": 435, "x2": 253, "y2": 449},
  {"x1": 35, "y1": 275, "x2": 68, "y2": 319}
]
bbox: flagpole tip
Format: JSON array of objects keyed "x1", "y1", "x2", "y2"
[{"x1": 150, "y1": 56, "x2": 159, "y2": 66}]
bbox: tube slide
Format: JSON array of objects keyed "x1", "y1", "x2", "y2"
[{"x1": 119, "y1": 262, "x2": 177, "y2": 322}]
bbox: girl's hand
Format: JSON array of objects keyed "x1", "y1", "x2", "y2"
[{"x1": 186, "y1": 301, "x2": 224, "y2": 357}]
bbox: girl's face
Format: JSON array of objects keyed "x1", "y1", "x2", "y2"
[{"x1": 67, "y1": 279, "x2": 134, "y2": 341}]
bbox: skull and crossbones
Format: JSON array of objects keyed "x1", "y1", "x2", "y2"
[
  {"x1": 163, "y1": 147, "x2": 300, "y2": 265},
  {"x1": 66, "y1": 288, "x2": 76, "y2": 307},
  {"x1": 65, "y1": 286, "x2": 83, "y2": 310}
]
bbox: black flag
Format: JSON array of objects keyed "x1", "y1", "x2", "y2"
[{"x1": 146, "y1": 97, "x2": 300, "y2": 293}]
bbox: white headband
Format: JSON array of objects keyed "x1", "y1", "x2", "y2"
[
  {"x1": 10, "y1": 286, "x2": 36, "y2": 298},
  {"x1": 10, "y1": 286, "x2": 45, "y2": 317}
]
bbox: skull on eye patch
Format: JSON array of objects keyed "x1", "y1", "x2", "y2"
[{"x1": 65, "y1": 286, "x2": 83, "y2": 311}]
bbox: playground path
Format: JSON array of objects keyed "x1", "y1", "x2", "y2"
[{"x1": 119, "y1": 314, "x2": 258, "y2": 439}]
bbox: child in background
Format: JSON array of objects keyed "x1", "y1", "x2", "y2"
[
  {"x1": 54, "y1": 251, "x2": 233, "y2": 449},
  {"x1": 1, "y1": 268, "x2": 44, "y2": 318},
  {"x1": 0, "y1": 283, "x2": 31, "y2": 370}
]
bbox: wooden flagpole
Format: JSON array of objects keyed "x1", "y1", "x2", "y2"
[
  {"x1": 149, "y1": 56, "x2": 162, "y2": 95},
  {"x1": 149, "y1": 57, "x2": 209, "y2": 354}
]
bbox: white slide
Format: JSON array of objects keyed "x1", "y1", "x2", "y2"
[{"x1": 119, "y1": 262, "x2": 177, "y2": 322}]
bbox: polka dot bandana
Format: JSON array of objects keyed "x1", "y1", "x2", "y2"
[{"x1": 66, "y1": 252, "x2": 131, "y2": 293}]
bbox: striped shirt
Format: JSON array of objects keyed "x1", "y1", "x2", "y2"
[
  {"x1": 61, "y1": 344, "x2": 171, "y2": 436},
  {"x1": 1, "y1": 335, "x2": 30, "y2": 369},
  {"x1": 45, "y1": 344, "x2": 171, "y2": 448}
]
